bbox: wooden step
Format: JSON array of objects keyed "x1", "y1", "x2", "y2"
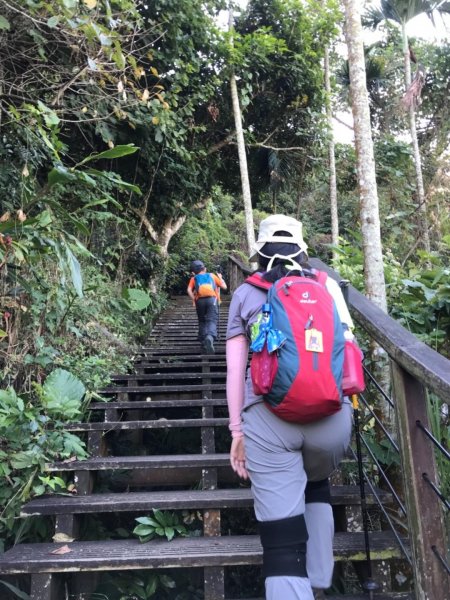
[
  {"x1": 21, "y1": 486, "x2": 392, "y2": 517},
  {"x1": 108, "y1": 372, "x2": 227, "y2": 382},
  {"x1": 148, "y1": 334, "x2": 227, "y2": 340},
  {"x1": 48, "y1": 453, "x2": 366, "y2": 473},
  {"x1": 145, "y1": 336, "x2": 227, "y2": 341},
  {"x1": 148, "y1": 336, "x2": 227, "y2": 342},
  {"x1": 132, "y1": 355, "x2": 226, "y2": 365},
  {"x1": 98, "y1": 384, "x2": 225, "y2": 395},
  {"x1": 47, "y1": 453, "x2": 231, "y2": 472},
  {"x1": 152, "y1": 318, "x2": 229, "y2": 325},
  {"x1": 136, "y1": 350, "x2": 225, "y2": 357},
  {"x1": 88, "y1": 398, "x2": 228, "y2": 410},
  {"x1": 149, "y1": 331, "x2": 228, "y2": 336},
  {"x1": 141, "y1": 351, "x2": 226, "y2": 357},
  {"x1": 152, "y1": 314, "x2": 229, "y2": 319},
  {"x1": 131, "y1": 359, "x2": 227, "y2": 368},
  {"x1": 154, "y1": 316, "x2": 229, "y2": 322},
  {"x1": 0, "y1": 531, "x2": 406, "y2": 574},
  {"x1": 110, "y1": 366, "x2": 227, "y2": 378},
  {"x1": 132, "y1": 361, "x2": 226, "y2": 370},
  {"x1": 141, "y1": 341, "x2": 225, "y2": 345},
  {"x1": 145, "y1": 326, "x2": 226, "y2": 332},
  {"x1": 22, "y1": 488, "x2": 253, "y2": 516},
  {"x1": 64, "y1": 418, "x2": 229, "y2": 432},
  {"x1": 138, "y1": 350, "x2": 226, "y2": 357}
]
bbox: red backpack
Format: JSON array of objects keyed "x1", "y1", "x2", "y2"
[{"x1": 246, "y1": 270, "x2": 346, "y2": 423}]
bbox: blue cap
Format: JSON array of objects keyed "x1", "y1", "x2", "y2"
[{"x1": 190, "y1": 260, "x2": 205, "y2": 274}]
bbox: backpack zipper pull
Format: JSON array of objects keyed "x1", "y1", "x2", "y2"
[
  {"x1": 282, "y1": 281, "x2": 292, "y2": 295},
  {"x1": 305, "y1": 314, "x2": 314, "y2": 330}
]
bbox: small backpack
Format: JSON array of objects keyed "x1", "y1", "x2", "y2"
[
  {"x1": 194, "y1": 273, "x2": 217, "y2": 299},
  {"x1": 246, "y1": 270, "x2": 346, "y2": 423}
]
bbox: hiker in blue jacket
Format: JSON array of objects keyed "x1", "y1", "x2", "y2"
[
  {"x1": 226, "y1": 215, "x2": 355, "y2": 600},
  {"x1": 187, "y1": 260, "x2": 227, "y2": 354}
]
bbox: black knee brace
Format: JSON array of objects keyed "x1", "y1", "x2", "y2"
[
  {"x1": 259, "y1": 514, "x2": 308, "y2": 578},
  {"x1": 305, "y1": 478, "x2": 331, "y2": 504}
]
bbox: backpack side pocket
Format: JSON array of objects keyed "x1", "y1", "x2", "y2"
[{"x1": 250, "y1": 345, "x2": 279, "y2": 396}]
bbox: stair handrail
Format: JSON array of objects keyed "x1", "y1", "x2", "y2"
[{"x1": 227, "y1": 254, "x2": 450, "y2": 600}]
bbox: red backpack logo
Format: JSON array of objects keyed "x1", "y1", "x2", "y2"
[{"x1": 247, "y1": 271, "x2": 346, "y2": 423}]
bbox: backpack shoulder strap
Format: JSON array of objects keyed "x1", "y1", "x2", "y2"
[{"x1": 245, "y1": 273, "x2": 272, "y2": 290}]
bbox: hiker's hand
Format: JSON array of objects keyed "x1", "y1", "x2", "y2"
[{"x1": 230, "y1": 436, "x2": 248, "y2": 480}]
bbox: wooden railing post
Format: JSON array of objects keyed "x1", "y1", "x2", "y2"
[
  {"x1": 227, "y1": 256, "x2": 251, "y2": 293},
  {"x1": 391, "y1": 363, "x2": 449, "y2": 600}
]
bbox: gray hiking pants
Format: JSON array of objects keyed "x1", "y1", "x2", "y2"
[{"x1": 242, "y1": 400, "x2": 353, "y2": 599}]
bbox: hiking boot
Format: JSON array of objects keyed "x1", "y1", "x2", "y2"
[
  {"x1": 312, "y1": 589, "x2": 326, "y2": 600},
  {"x1": 204, "y1": 335, "x2": 215, "y2": 354}
]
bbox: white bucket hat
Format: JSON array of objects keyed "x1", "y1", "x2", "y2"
[{"x1": 249, "y1": 214, "x2": 308, "y2": 261}]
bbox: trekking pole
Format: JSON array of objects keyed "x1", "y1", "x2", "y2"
[
  {"x1": 216, "y1": 265, "x2": 222, "y2": 341},
  {"x1": 340, "y1": 280, "x2": 378, "y2": 599},
  {"x1": 217, "y1": 295, "x2": 221, "y2": 341},
  {"x1": 352, "y1": 392, "x2": 378, "y2": 599}
]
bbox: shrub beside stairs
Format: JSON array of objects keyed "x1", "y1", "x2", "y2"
[{"x1": 0, "y1": 297, "x2": 413, "y2": 599}]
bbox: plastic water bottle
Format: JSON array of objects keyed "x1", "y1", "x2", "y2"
[{"x1": 261, "y1": 304, "x2": 271, "y2": 328}]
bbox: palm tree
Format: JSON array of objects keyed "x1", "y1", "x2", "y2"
[
  {"x1": 364, "y1": 0, "x2": 450, "y2": 254},
  {"x1": 337, "y1": 44, "x2": 398, "y2": 132}
]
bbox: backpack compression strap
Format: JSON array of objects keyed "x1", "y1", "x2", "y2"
[
  {"x1": 245, "y1": 273, "x2": 272, "y2": 290},
  {"x1": 246, "y1": 269, "x2": 326, "y2": 289}
]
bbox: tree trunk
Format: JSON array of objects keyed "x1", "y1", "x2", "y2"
[
  {"x1": 131, "y1": 208, "x2": 187, "y2": 292},
  {"x1": 229, "y1": 7, "x2": 256, "y2": 260},
  {"x1": 324, "y1": 47, "x2": 339, "y2": 254},
  {"x1": 342, "y1": 0, "x2": 387, "y2": 314},
  {"x1": 401, "y1": 25, "x2": 431, "y2": 254},
  {"x1": 343, "y1": 0, "x2": 391, "y2": 423}
]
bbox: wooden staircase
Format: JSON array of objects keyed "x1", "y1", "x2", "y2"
[{"x1": 0, "y1": 296, "x2": 413, "y2": 599}]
